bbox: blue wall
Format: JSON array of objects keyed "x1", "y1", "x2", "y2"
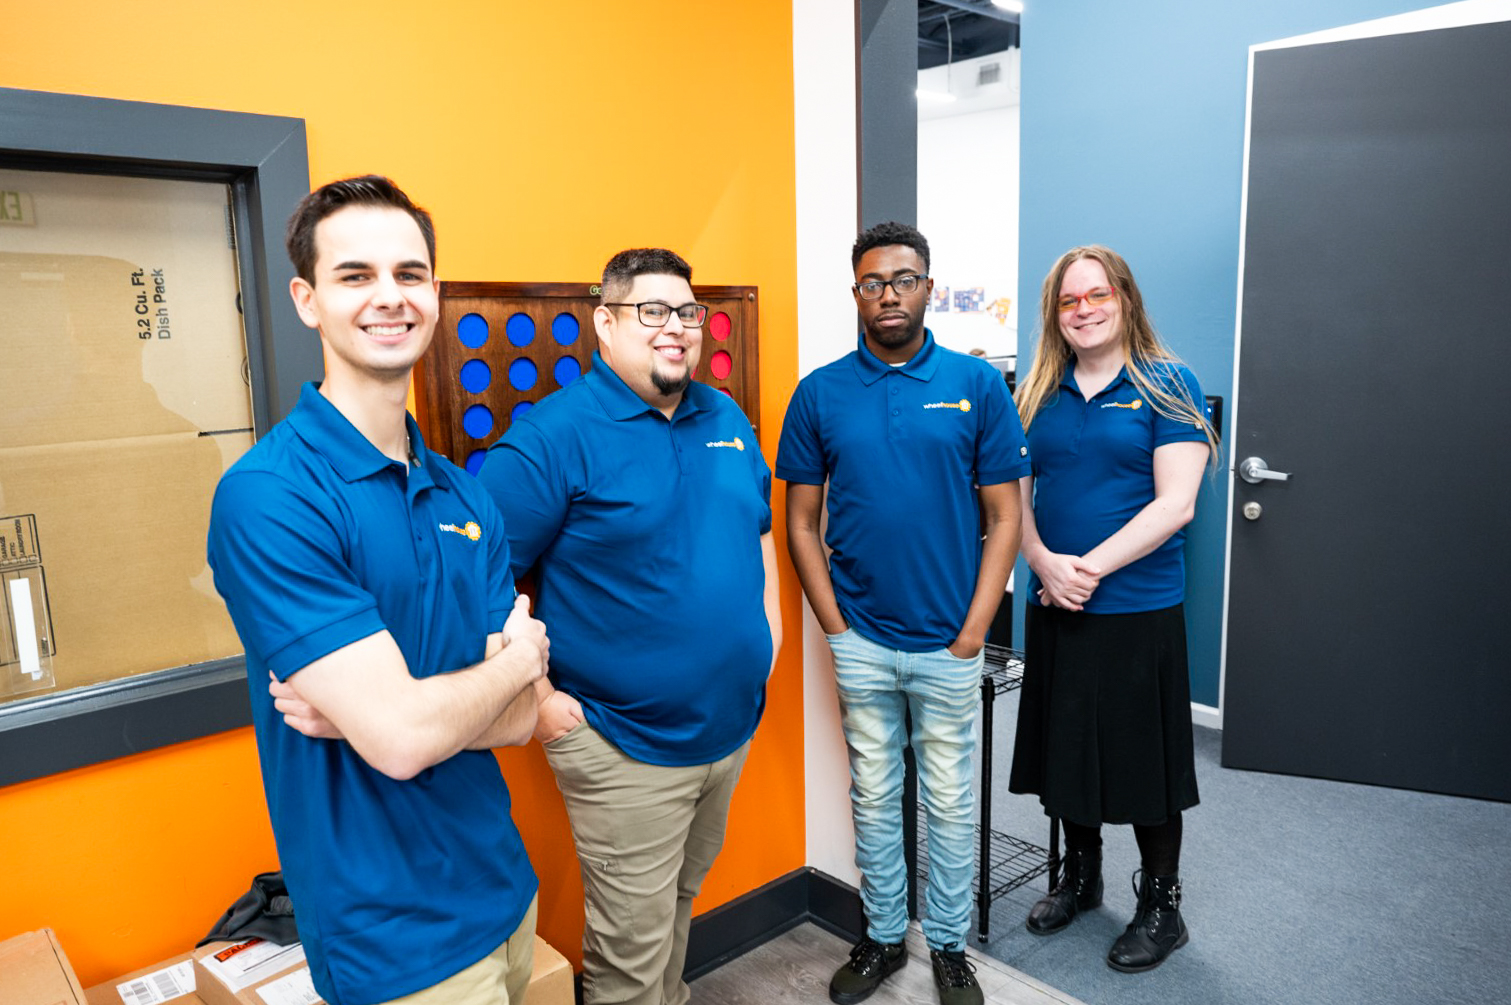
[{"x1": 1015, "y1": 0, "x2": 1428, "y2": 707}]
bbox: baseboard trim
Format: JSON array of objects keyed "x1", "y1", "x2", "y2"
[
  {"x1": 803, "y1": 868, "x2": 866, "y2": 942},
  {"x1": 1191, "y1": 701, "x2": 1222, "y2": 730},
  {"x1": 684, "y1": 867, "x2": 863, "y2": 980}
]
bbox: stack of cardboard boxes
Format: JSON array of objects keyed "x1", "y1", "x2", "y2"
[{"x1": 0, "y1": 926, "x2": 573, "y2": 1005}]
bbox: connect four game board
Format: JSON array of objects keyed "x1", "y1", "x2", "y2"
[{"x1": 415, "y1": 281, "x2": 761, "y2": 473}]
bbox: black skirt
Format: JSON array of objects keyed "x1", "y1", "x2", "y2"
[{"x1": 1008, "y1": 602, "x2": 1199, "y2": 827}]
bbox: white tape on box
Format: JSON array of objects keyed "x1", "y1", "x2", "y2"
[
  {"x1": 256, "y1": 968, "x2": 322, "y2": 1005},
  {"x1": 9, "y1": 578, "x2": 41, "y2": 679}
]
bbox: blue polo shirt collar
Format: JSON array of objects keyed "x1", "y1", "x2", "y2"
[
  {"x1": 285, "y1": 381, "x2": 437, "y2": 489},
  {"x1": 852, "y1": 329, "x2": 941, "y2": 385},
  {"x1": 585, "y1": 351, "x2": 706, "y2": 422},
  {"x1": 1061, "y1": 363, "x2": 1133, "y2": 398}
]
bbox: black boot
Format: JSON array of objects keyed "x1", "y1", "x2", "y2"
[
  {"x1": 1107, "y1": 870, "x2": 1188, "y2": 973},
  {"x1": 1025, "y1": 846, "x2": 1103, "y2": 935}
]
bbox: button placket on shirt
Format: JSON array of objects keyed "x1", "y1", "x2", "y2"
[
  {"x1": 668, "y1": 414, "x2": 692, "y2": 476},
  {"x1": 402, "y1": 464, "x2": 433, "y2": 587},
  {"x1": 886, "y1": 374, "x2": 903, "y2": 429},
  {"x1": 1070, "y1": 392, "x2": 1088, "y2": 455}
]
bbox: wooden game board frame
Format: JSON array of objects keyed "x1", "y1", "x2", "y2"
[{"x1": 416, "y1": 281, "x2": 761, "y2": 469}]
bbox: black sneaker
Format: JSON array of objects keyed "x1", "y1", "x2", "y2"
[
  {"x1": 929, "y1": 945, "x2": 983, "y2": 1005},
  {"x1": 829, "y1": 937, "x2": 907, "y2": 1004}
]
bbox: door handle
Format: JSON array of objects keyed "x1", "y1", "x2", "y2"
[{"x1": 1238, "y1": 456, "x2": 1291, "y2": 485}]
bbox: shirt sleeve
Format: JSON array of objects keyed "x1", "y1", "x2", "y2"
[
  {"x1": 476, "y1": 417, "x2": 572, "y2": 579},
  {"x1": 207, "y1": 470, "x2": 385, "y2": 680},
  {"x1": 475, "y1": 481, "x2": 518, "y2": 631},
  {"x1": 746, "y1": 416, "x2": 774, "y2": 534},
  {"x1": 1151, "y1": 364, "x2": 1212, "y2": 448},
  {"x1": 973, "y1": 364, "x2": 1033, "y2": 485},
  {"x1": 773, "y1": 378, "x2": 827, "y2": 485}
]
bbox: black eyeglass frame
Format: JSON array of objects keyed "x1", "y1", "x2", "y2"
[
  {"x1": 853, "y1": 273, "x2": 930, "y2": 301},
  {"x1": 603, "y1": 301, "x2": 710, "y2": 327}
]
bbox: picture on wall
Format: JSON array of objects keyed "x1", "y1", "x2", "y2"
[{"x1": 953, "y1": 287, "x2": 986, "y2": 313}]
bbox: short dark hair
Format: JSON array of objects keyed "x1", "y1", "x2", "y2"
[
  {"x1": 600, "y1": 248, "x2": 693, "y2": 304},
  {"x1": 285, "y1": 175, "x2": 436, "y2": 283},
  {"x1": 851, "y1": 221, "x2": 930, "y2": 273}
]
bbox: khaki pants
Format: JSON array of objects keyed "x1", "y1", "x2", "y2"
[
  {"x1": 545, "y1": 722, "x2": 749, "y2": 1005},
  {"x1": 377, "y1": 894, "x2": 538, "y2": 1005}
]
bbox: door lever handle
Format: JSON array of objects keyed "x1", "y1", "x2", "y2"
[{"x1": 1239, "y1": 456, "x2": 1291, "y2": 485}]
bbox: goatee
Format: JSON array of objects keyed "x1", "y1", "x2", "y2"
[
  {"x1": 652, "y1": 369, "x2": 692, "y2": 397},
  {"x1": 866, "y1": 315, "x2": 924, "y2": 350}
]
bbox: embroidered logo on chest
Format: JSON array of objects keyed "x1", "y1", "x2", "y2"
[
  {"x1": 923, "y1": 398, "x2": 972, "y2": 412},
  {"x1": 439, "y1": 520, "x2": 483, "y2": 542},
  {"x1": 1101, "y1": 399, "x2": 1143, "y2": 410},
  {"x1": 705, "y1": 437, "x2": 746, "y2": 451}
]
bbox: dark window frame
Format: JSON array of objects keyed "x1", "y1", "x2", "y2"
[{"x1": 0, "y1": 87, "x2": 315, "y2": 786}]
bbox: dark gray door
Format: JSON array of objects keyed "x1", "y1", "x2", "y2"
[{"x1": 1222, "y1": 20, "x2": 1511, "y2": 801}]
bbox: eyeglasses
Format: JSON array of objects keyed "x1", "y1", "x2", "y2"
[
  {"x1": 1056, "y1": 287, "x2": 1117, "y2": 312},
  {"x1": 854, "y1": 274, "x2": 928, "y2": 301},
  {"x1": 603, "y1": 301, "x2": 709, "y2": 327}
]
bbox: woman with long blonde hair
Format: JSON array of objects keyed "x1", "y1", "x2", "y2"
[{"x1": 1008, "y1": 246, "x2": 1217, "y2": 974}]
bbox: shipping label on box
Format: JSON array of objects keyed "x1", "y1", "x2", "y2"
[
  {"x1": 192, "y1": 940, "x2": 321, "y2": 1005},
  {"x1": 98, "y1": 959, "x2": 197, "y2": 1005},
  {"x1": 247, "y1": 969, "x2": 321, "y2": 1005},
  {"x1": 195, "y1": 940, "x2": 304, "y2": 993}
]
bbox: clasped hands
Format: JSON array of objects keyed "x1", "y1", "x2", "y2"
[{"x1": 1034, "y1": 552, "x2": 1103, "y2": 611}]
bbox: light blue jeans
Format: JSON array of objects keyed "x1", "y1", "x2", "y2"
[{"x1": 827, "y1": 626, "x2": 983, "y2": 950}]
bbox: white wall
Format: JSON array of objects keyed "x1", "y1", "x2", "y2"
[
  {"x1": 793, "y1": 0, "x2": 861, "y2": 886},
  {"x1": 917, "y1": 49, "x2": 1022, "y2": 365}
]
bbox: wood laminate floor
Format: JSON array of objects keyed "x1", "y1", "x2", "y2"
[{"x1": 689, "y1": 922, "x2": 1086, "y2": 1005}]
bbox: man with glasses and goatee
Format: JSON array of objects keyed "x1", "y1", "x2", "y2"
[
  {"x1": 478, "y1": 248, "x2": 781, "y2": 1005},
  {"x1": 777, "y1": 222, "x2": 1029, "y2": 1005}
]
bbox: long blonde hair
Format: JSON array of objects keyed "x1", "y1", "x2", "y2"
[{"x1": 1016, "y1": 245, "x2": 1219, "y2": 460}]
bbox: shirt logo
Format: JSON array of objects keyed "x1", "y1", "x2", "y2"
[
  {"x1": 439, "y1": 520, "x2": 483, "y2": 542},
  {"x1": 1102, "y1": 399, "x2": 1143, "y2": 410},
  {"x1": 705, "y1": 437, "x2": 746, "y2": 451},
  {"x1": 923, "y1": 398, "x2": 972, "y2": 412}
]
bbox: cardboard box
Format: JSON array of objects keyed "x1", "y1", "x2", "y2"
[
  {"x1": 85, "y1": 951, "x2": 200, "y2": 1005},
  {"x1": 191, "y1": 939, "x2": 317, "y2": 1005},
  {"x1": 0, "y1": 928, "x2": 87, "y2": 1005},
  {"x1": 528, "y1": 935, "x2": 572, "y2": 1005},
  {"x1": 0, "y1": 168, "x2": 254, "y2": 703},
  {"x1": 189, "y1": 935, "x2": 570, "y2": 1005}
]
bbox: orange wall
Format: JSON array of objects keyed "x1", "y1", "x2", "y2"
[{"x1": 0, "y1": 0, "x2": 806, "y2": 985}]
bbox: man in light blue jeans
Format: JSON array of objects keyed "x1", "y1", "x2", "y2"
[{"x1": 777, "y1": 222, "x2": 1029, "y2": 1005}]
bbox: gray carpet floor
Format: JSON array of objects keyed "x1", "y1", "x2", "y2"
[{"x1": 972, "y1": 715, "x2": 1511, "y2": 1005}]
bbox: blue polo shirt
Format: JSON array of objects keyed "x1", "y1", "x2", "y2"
[
  {"x1": 207, "y1": 383, "x2": 536, "y2": 1005},
  {"x1": 775, "y1": 331, "x2": 1031, "y2": 652},
  {"x1": 1025, "y1": 362, "x2": 1210, "y2": 614},
  {"x1": 477, "y1": 354, "x2": 773, "y2": 768}
]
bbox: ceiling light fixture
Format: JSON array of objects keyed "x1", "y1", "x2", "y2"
[{"x1": 993, "y1": 0, "x2": 1025, "y2": 13}]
